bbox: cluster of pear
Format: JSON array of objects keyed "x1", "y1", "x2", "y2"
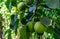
[
  {"x1": 17, "y1": 1, "x2": 47, "y2": 34},
  {"x1": 26, "y1": 21, "x2": 47, "y2": 34}
]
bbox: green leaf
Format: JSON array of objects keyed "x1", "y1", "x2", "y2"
[
  {"x1": 20, "y1": 13, "x2": 25, "y2": 20},
  {"x1": 10, "y1": 14, "x2": 15, "y2": 29},
  {"x1": 20, "y1": 13, "x2": 27, "y2": 24},
  {"x1": 19, "y1": 25, "x2": 29, "y2": 39},
  {"x1": 11, "y1": 0, "x2": 17, "y2": 6},
  {"x1": 44, "y1": 32, "x2": 55, "y2": 39},
  {"x1": 14, "y1": 27, "x2": 17, "y2": 35},
  {"x1": 32, "y1": 32, "x2": 38, "y2": 39},
  {"x1": 54, "y1": 26, "x2": 60, "y2": 39},
  {"x1": 56, "y1": 16, "x2": 60, "y2": 28},
  {"x1": 3, "y1": 29, "x2": 9, "y2": 36},
  {"x1": 26, "y1": 0, "x2": 34, "y2": 5},
  {"x1": 45, "y1": 0, "x2": 60, "y2": 9},
  {"x1": 5, "y1": 0, "x2": 12, "y2": 12},
  {"x1": 47, "y1": 26, "x2": 54, "y2": 33},
  {"x1": 40, "y1": 16, "x2": 51, "y2": 26},
  {"x1": 14, "y1": 19, "x2": 19, "y2": 26},
  {"x1": 8, "y1": 29, "x2": 12, "y2": 39},
  {"x1": 0, "y1": 0, "x2": 3, "y2": 3},
  {"x1": 54, "y1": 34, "x2": 59, "y2": 39},
  {"x1": 14, "y1": 19, "x2": 19, "y2": 35}
]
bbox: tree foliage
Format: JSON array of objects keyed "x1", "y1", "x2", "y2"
[{"x1": 0, "y1": 0, "x2": 60, "y2": 39}]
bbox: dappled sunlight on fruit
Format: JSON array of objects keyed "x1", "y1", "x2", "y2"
[{"x1": 34, "y1": 22, "x2": 47, "y2": 34}]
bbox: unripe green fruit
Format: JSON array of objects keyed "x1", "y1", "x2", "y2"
[
  {"x1": 27, "y1": 21, "x2": 34, "y2": 32},
  {"x1": 17, "y1": 2, "x2": 26, "y2": 11},
  {"x1": 34, "y1": 22, "x2": 47, "y2": 34}
]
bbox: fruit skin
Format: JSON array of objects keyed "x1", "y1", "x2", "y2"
[
  {"x1": 34, "y1": 22, "x2": 47, "y2": 34},
  {"x1": 17, "y1": 2, "x2": 26, "y2": 11},
  {"x1": 27, "y1": 21, "x2": 34, "y2": 32}
]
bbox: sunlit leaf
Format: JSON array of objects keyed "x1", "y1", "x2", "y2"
[
  {"x1": 40, "y1": 16, "x2": 51, "y2": 26},
  {"x1": 45, "y1": 0, "x2": 60, "y2": 9}
]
